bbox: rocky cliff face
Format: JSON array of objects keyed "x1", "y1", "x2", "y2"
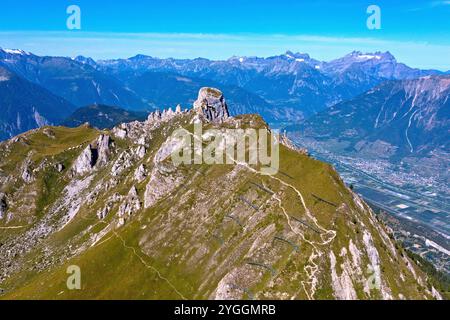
[
  {"x1": 193, "y1": 87, "x2": 230, "y2": 122},
  {"x1": 0, "y1": 91, "x2": 441, "y2": 300}
]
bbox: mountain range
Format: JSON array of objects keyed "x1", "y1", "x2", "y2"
[
  {"x1": 96, "y1": 50, "x2": 444, "y2": 117},
  {"x1": 297, "y1": 75, "x2": 450, "y2": 159},
  {"x1": 1, "y1": 48, "x2": 448, "y2": 190},
  {"x1": 1, "y1": 48, "x2": 447, "y2": 141}
]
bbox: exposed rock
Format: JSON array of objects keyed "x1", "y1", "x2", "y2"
[
  {"x1": 137, "y1": 136, "x2": 147, "y2": 146},
  {"x1": 96, "y1": 206, "x2": 110, "y2": 220},
  {"x1": 144, "y1": 164, "x2": 183, "y2": 209},
  {"x1": 117, "y1": 217, "x2": 125, "y2": 227},
  {"x1": 118, "y1": 186, "x2": 141, "y2": 219},
  {"x1": 135, "y1": 145, "x2": 146, "y2": 159},
  {"x1": 111, "y1": 150, "x2": 133, "y2": 177},
  {"x1": 71, "y1": 135, "x2": 111, "y2": 175},
  {"x1": 280, "y1": 131, "x2": 308, "y2": 155},
  {"x1": 329, "y1": 249, "x2": 357, "y2": 300},
  {"x1": 72, "y1": 145, "x2": 95, "y2": 175},
  {"x1": 147, "y1": 110, "x2": 162, "y2": 123},
  {"x1": 193, "y1": 87, "x2": 229, "y2": 122},
  {"x1": 21, "y1": 166, "x2": 33, "y2": 183},
  {"x1": 134, "y1": 164, "x2": 146, "y2": 182},
  {"x1": 0, "y1": 193, "x2": 7, "y2": 219},
  {"x1": 175, "y1": 104, "x2": 182, "y2": 114},
  {"x1": 113, "y1": 125, "x2": 128, "y2": 139},
  {"x1": 95, "y1": 134, "x2": 111, "y2": 166},
  {"x1": 43, "y1": 128, "x2": 56, "y2": 139},
  {"x1": 56, "y1": 163, "x2": 65, "y2": 172}
]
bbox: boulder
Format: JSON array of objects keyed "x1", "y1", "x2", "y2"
[
  {"x1": 135, "y1": 145, "x2": 146, "y2": 159},
  {"x1": 193, "y1": 87, "x2": 229, "y2": 123}
]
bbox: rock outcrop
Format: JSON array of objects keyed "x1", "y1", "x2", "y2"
[
  {"x1": 193, "y1": 87, "x2": 229, "y2": 122},
  {"x1": 21, "y1": 166, "x2": 33, "y2": 183},
  {"x1": 117, "y1": 185, "x2": 142, "y2": 225},
  {"x1": 0, "y1": 193, "x2": 7, "y2": 219},
  {"x1": 95, "y1": 134, "x2": 111, "y2": 166},
  {"x1": 134, "y1": 164, "x2": 146, "y2": 182},
  {"x1": 72, "y1": 134, "x2": 111, "y2": 175},
  {"x1": 72, "y1": 145, "x2": 96, "y2": 175}
]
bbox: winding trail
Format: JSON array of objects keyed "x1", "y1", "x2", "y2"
[
  {"x1": 235, "y1": 161, "x2": 337, "y2": 299},
  {"x1": 113, "y1": 230, "x2": 187, "y2": 300},
  {"x1": 0, "y1": 225, "x2": 26, "y2": 229}
]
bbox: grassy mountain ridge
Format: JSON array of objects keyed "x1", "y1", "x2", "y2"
[{"x1": 0, "y1": 110, "x2": 441, "y2": 300}]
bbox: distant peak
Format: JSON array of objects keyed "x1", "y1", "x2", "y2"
[
  {"x1": 228, "y1": 56, "x2": 246, "y2": 63},
  {"x1": 284, "y1": 51, "x2": 310, "y2": 61},
  {"x1": 129, "y1": 54, "x2": 152, "y2": 60},
  {"x1": 347, "y1": 50, "x2": 396, "y2": 62},
  {"x1": 74, "y1": 55, "x2": 96, "y2": 65},
  {"x1": 1, "y1": 48, "x2": 31, "y2": 56}
]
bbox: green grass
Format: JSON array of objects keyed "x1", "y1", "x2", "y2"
[{"x1": 0, "y1": 115, "x2": 434, "y2": 300}]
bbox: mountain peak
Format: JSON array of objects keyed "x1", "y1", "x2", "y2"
[
  {"x1": 74, "y1": 55, "x2": 97, "y2": 66},
  {"x1": 129, "y1": 54, "x2": 153, "y2": 60},
  {"x1": 193, "y1": 87, "x2": 229, "y2": 122},
  {"x1": 0, "y1": 48, "x2": 31, "y2": 56},
  {"x1": 346, "y1": 50, "x2": 396, "y2": 62},
  {"x1": 284, "y1": 51, "x2": 311, "y2": 62}
]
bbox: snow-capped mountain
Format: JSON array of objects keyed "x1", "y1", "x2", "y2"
[
  {"x1": 322, "y1": 51, "x2": 441, "y2": 80},
  {"x1": 0, "y1": 48, "x2": 147, "y2": 110},
  {"x1": 0, "y1": 48, "x2": 447, "y2": 140},
  {"x1": 97, "y1": 50, "x2": 444, "y2": 118}
]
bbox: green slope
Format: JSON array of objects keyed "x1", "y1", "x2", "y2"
[{"x1": 0, "y1": 113, "x2": 439, "y2": 300}]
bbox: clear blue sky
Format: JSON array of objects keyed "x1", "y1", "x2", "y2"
[{"x1": 0, "y1": 0, "x2": 449, "y2": 69}]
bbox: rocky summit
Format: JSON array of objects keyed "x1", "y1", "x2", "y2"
[
  {"x1": 193, "y1": 87, "x2": 230, "y2": 122},
  {"x1": 0, "y1": 90, "x2": 443, "y2": 300}
]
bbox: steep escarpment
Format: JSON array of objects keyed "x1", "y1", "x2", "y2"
[{"x1": 0, "y1": 89, "x2": 441, "y2": 300}]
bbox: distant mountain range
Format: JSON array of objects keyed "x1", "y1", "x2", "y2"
[
  {"x1": 96, "y1": 50, "x2": 444, "y2": 117},
  {"x1": 0, "y1": 48, "x2": 448, "y2": 140},
  {"x1": 0, "y1": 49, "x2": 147, "y2": 110},
  {"x1": 293, "y1": 75, "x2": 450, "y2": 160}
]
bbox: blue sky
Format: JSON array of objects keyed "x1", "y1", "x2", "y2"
[{"x1": 0, "y1": 0, "x2": 449, "y2": 69}]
